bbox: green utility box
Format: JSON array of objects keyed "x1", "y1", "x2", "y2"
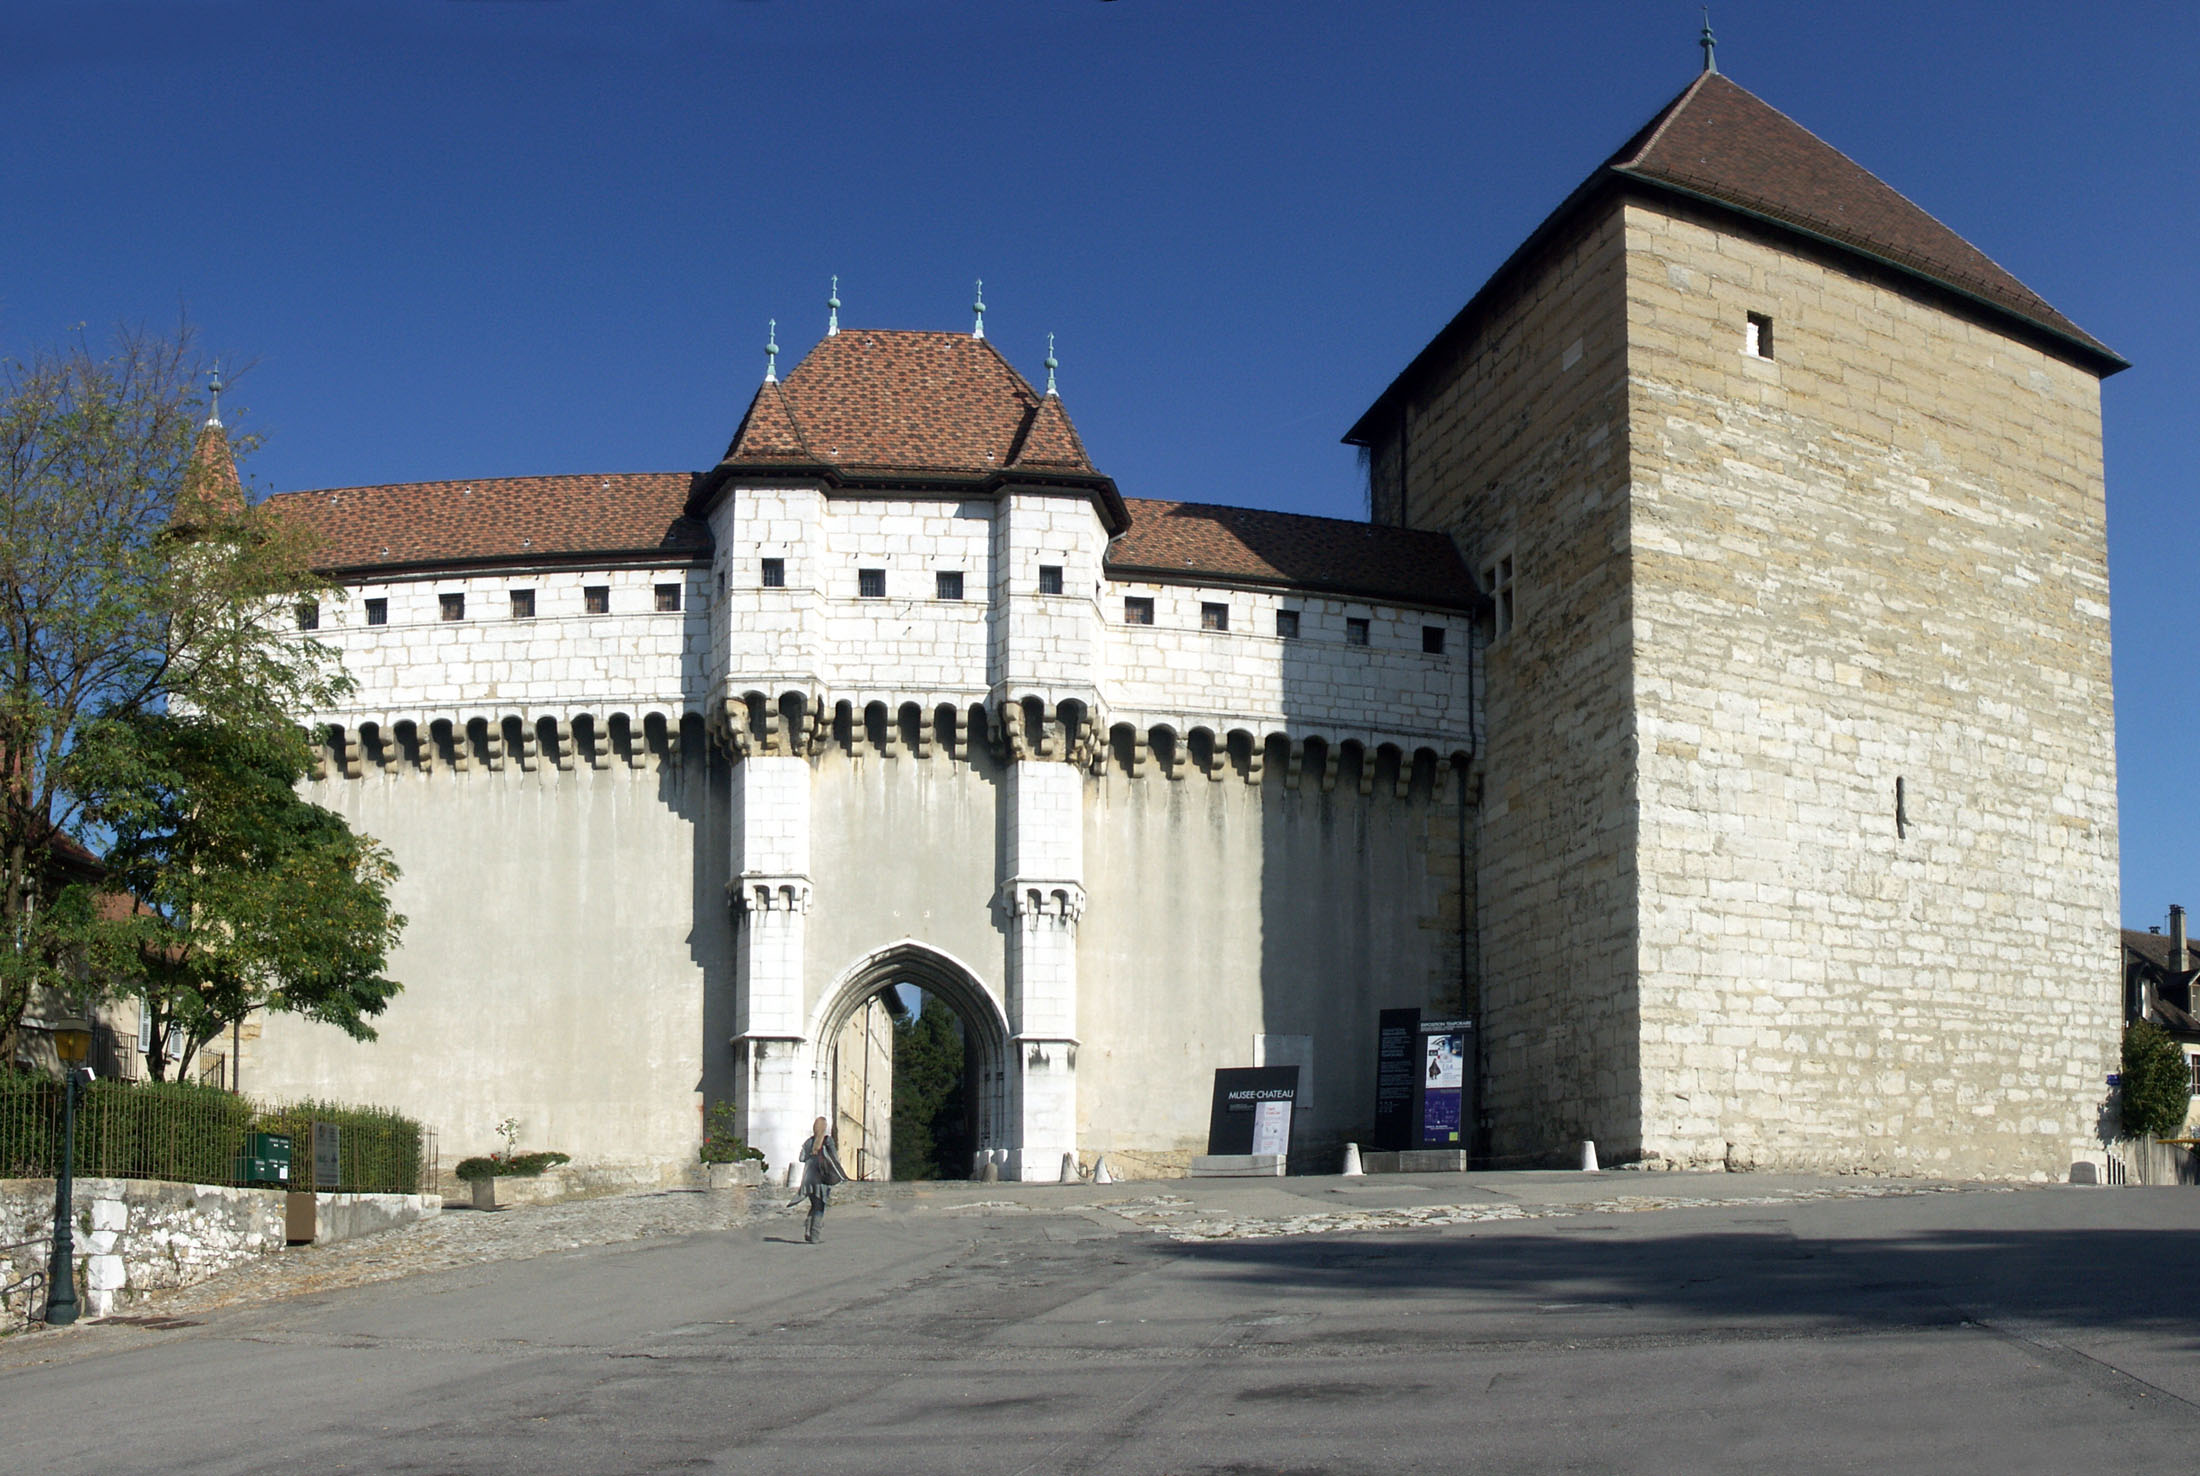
[{"x1": 235, "y1": 1132, "x2": 293, "y2": 1186}]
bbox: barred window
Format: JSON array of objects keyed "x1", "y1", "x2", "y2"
[
  {"x1": 1346, "y1": 617, "x2": 1370, "y2": 647},
  {"x1": 761, "y1": 558, "x2": 785, "y2": 588},
  {"x1": 1275, "y1": 610, "x2": 1299, "y2": 639},
  {"x1": 365, "y1": 597, "x2": 388, "y2": 626},
  {"x1": 858, "y1": 568, "x2": 886, "y2": 599},
  {"x1": 1201, "y1": 602, "x2": 1229, "y2": 632},
  {"x1": 585, "y1": 585, "x2": 610, "y2": 615},
  {"x1": 655, "y1": 583, "x2": 682, "y2": 612},
  {"x1": 510, "y1": 589, "x2": 535, "y2": 619},
  {"x1": 1038, "y1": 565, "x2": 1064, "y2": 595},
  {"x1": 295, "y1": 600, "x2": 319, "y2": 631},
  {"x1": 439, "y1": 592, "x2": 465, "y2": 622},
  {"x1": 936, "y1": 570, "x2": 964, "y2": 601},
  {"x1": 1123, "y1": 597, "x2": 1154, "y2": 626}
]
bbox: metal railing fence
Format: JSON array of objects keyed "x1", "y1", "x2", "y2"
[{"x1": 0, "y1": 1073, "x2": 428, "y2": 1194}]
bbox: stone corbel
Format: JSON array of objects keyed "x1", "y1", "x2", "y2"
[
  {"x1": 998, "y1": 879, "x2": 1088, "y2": 925},
  {"x1": 729, "y1": 872, "x2": 814, "y2": 914},
  {"x1": 551, "y1": 718, "x2": 576, "y2": 772},
  {"x1": 1321, "y1": 745, "x2": 1341, "y2": 793}
]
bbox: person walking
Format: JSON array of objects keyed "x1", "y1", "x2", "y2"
[{"x1": 794, "y1": 1116, "x2": 847, "y2": 1244}]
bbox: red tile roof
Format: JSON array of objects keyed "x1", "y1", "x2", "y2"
[
  {"x1": 1349, "y1": 73, "x2": 2123, "y2": 446},
  {"x1": 1611, "y1": 74, "x2": 2115, "y2": 361},
  {"x1": 722, "y1": 329, "x2": 1097, "y2": 478},
  {"x1": 1109, "y1": 499, "x2": 1480, "y2": 610},
  {"x1": 266, "y1": 472, "x2": 708, "y2": 574}
]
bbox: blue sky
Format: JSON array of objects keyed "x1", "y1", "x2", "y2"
[{"x1": 5, "y1": 1, "x2": 2192, "y2": 925}]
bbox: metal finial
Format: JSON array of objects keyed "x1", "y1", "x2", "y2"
[
  {"x1": 764, "y1": 319, "x2": 779, "y2": 383},
  {"x1": 973, "y1": 279, "x2": 986, "y2": 340},
  {"x1": 1699, "y1": 6, "x2": 1718, "y2": 74},
  {"x1": 206, "y1": 362, "x2": 224, "y2": 428},
  {"x1": 1043, "y1": 333, "x2": 1058, "y2": 397},
  {"x1": 827, "y1": 275, "x2": 840, "y2": 337}
]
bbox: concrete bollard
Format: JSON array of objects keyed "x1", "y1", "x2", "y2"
[
  {"x1": 980, "y1": 1154, "x2": 1000, "y2": 1183},
  {"x1": 1093, "y1": 1154, "x2": 1114, "y2": 1185},
  {"x1": 1581, "y1": 1139, "x2": 1600, "y2": 1173},
  {"x1": 1341, "y1": 1142, "x2": 1364, "y2": 1177},
  {"x1": 1060, "y1": 1151, "x2": 1081, "y2": 1184}
]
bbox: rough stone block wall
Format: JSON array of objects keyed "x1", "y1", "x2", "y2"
[
  {"x1": 1, "y1": 1179, "x2": 284, "y2": 1322},
  {"x1": 1620, "y1": 201, "x2": 2121, "y2": 1179},
  {"x1": 1387, "y1": 203, "x2": 1642, "y2": 1165}
]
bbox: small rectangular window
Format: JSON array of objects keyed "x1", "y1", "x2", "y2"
[
  {"x1": 510, "y1": 589, "x2": 535, "y2": 619},
  {"x1": 365, "y1": 597, "x2": 388, "y2": 627},
  {"x1": 1038, "y1": 565, "x2": 1064, "y2": 595},
  {"x1": 1123, "y1": 596, "x2": 1154, "y2": 626},
  {"x1": 760, "y1": 558, "x2": 785, "y2": 588},
  {"x1": 936, "y1": 570, "x2": 964, "y2": 601},
  {"x1": 1346, "y1": 617, "x2": 1370, "y2": 647},
  {"x1": 1422, "y1": 625, "x2": 1445, "y2": 654},
  {"x1": 1745, "y1": 311, "x2": 1774, "y2": 360},
  {"x1": 439, "y1": 592, "x2": 465, "y2": 622},
  {"x1": 1483, "y1": 553, "x2": 1515, "y2": 639},
  {"x1": 655, "y1": 583, "x2": 682, "y2": 612},
  {"x1": 585, "y1": 585, "x2": 610, "y2": 615},
  {"x1": 295, "y1": 600, "x2": 319, "y2": 632},
  {"x1": 858, "y1": 568, "x2": 886, "y2": 599},
  {"x1": 1275, "y1": 610, "x2": 1299, "y2": 639},
  {"x1": 1201, "y1": 602, "x2": 1229, "y2": 632}
]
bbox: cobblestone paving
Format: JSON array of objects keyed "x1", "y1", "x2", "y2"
[
  {"x1": 102, "y1": 1188, "x2": 777, "y2": 1321},
  {"x1": 1096, "y1": 1179, "x2": 2013, "y2": 1241}
]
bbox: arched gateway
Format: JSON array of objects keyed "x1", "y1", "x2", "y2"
[{"x1": 808, "y1": 943, "x2": 1012, "y2": 1178}]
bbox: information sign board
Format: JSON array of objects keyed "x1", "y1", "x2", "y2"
[
  {"x1": 1415, "y1": 1018, "x2": 1474, "y2": 1151},
  {"x1": 1206, "y1": 1066, "x2": 1303, "y2": 1156},
  {"x1": 1372, "y1": 1008, "x2": 1420, "y2": 1151}
]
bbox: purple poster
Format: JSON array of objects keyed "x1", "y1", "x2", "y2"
[{"x1": 1421, "y1": 1032, "x2": 1464, "y2": 1143}]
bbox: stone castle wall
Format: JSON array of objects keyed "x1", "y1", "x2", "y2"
[
  {"x1": 1620, "y1": 200, "x2": 2121, "y2": 1178},
  {"x1": 1379, "y1": 202, "x2": 1643, "y2": 1165}
]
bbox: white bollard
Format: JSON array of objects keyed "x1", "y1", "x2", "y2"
[
  {"x1": 1581, "y1": 1139, "x2": 1600, "y2": 1173},
  {"x1": 1341, "y1": 1142, "x2": 1365, "y2": 1177},
  {"x1": 1060, "y1": 1151, "x2": 1081, "y2": 1184},
  {"x1": 1093, "y1": 1154, "x2": 1114, "y2": 1185}
]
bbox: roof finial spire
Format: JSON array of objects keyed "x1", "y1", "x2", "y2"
[
  {"x1": 1043, "y1": 333, "x2": 1058, "y2": 397},
  {"x1": 827, "y1": 275, "x2": 840, "y2": 337},
  {"x1": 972, "y1": 279, "x2": 986, "y2": 340},
  {"x1": 1699, "y1": 6, "x2": 1718, "y2": 74},
  {"x1": 206, "y1": 362, "x2": 223, "y2": 428},
  {"x1": 764, "y1": 319, "x2": 779, "y2": 384}
]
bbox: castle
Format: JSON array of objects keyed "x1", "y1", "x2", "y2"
[{"x1": 245, "y1": 65, "x2": 2125, "y2": 1183}]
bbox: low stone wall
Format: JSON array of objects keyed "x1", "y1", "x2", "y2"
[{"x1": 0, "y1": 1178, "x2": 439, "y2": 1325}]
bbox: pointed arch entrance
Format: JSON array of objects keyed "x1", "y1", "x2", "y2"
[{"x1": 810, "y1": 941, "x2": 1012, "y2": 1178}]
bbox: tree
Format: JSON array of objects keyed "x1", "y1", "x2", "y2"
[
  {"x1": 0, "y1": 323, "x2": 345, "y2": 1048},
  {"x1": 891, "y1": 994, "x2": 967, "y2": 1180},
  {"x1": 73, "y1": 712, "x2": 404, "y2": 1080},
  {"x1": 2121, "y1": 1021, "x2": 2191, "y2": 1142}
]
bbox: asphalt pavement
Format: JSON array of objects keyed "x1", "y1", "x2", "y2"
[{"x1": 3, "y1": 1171, "x2": 2197, "y2": 1474}]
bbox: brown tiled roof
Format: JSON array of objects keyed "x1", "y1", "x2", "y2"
[
  {"x1": 185, "y1": 421, "x2": 245, "y2": 512},
  {"x1": 1009, "y1": 394, "x2": 1092, "y2": 471},
  {"x1": 2125, "y1": 928, "x2": 2193, "y2": 976},
  {"x1": 1348, "y1": 72, "x2": 2123, "y2": 446},
  {"x1": 1108, "y1": 499, "x2": 1480, "y2": 610},
  {"x1": 722, "y1": 330, "x2": 1097, "y2": 478},
  {"x1": 1611, "y1": 74, "x2": 2117, "y2": 361},
  {"x1": 266, "y1": 472, "x2": 709, "y2": 574},
  {"x1": 725, "y1": 381, "x2": 813, "y2": 464}
]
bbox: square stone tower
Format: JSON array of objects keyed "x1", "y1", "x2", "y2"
[{"x1": 1350, "y1": 72, "x2": 2127, "y2": 1177}]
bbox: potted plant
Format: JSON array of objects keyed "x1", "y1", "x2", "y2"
[
  {"x1": 699, "y1": 1101, "x2": 768, "y2": 1189},
  {"x1": 456, "y1": 1118, "x2": 571, "y2": 1209}
]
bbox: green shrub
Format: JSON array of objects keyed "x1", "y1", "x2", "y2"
[
  {"x1": 454, "y1": 1150, "x2": 570, "y2": 1182},
  {"x1": 699, "y1": 1100, "x2": 765, "y2": 1165},
  {"x1": 2121, "y1": 1021, "x2": 2191, "y2": 1140}
]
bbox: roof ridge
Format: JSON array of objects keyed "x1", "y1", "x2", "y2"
[{"x1": 1609, "y1": 70, "x2": 1714, "y2": 172}]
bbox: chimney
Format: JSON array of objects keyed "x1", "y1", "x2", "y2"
[{"x1": 2173, "y1": 904, "x2": 2190, "y2": 975}]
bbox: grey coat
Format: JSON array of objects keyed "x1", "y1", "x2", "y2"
[{"x1": 798, "y1": 1133, "x2": 848, "y2": 1196}]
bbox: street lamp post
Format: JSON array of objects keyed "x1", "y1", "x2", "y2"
[{"x1": 44, "y1": 1015, "x2": 93, "y2": 1327}]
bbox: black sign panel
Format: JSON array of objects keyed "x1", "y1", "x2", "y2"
[
  {"x1": 1372, "y1": 1008, "x2": 1420, "y2": 1151},
  {"x1": 1206, "y1": 1067, "x2": 1302, "y2": 1155}
]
